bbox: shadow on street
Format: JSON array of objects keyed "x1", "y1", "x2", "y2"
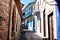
[{"x1": 17, "y1": 29, "x2": 43, "y2": 40}]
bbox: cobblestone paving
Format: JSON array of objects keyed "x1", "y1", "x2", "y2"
[{"x1": 18, "y1": 29, "x2": 43, "y2": 40}]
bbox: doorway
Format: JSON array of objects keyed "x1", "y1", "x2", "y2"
[
  {"x1": 48, "y1": 12, "x2": 54, "y2": 40},
  {"x1": 11, "y1": 9, "x2": 15, "y2": 37}
]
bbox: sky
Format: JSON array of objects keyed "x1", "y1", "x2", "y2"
[{"x1": 20, "y1": 0, "x2": 34, "y2": 10}]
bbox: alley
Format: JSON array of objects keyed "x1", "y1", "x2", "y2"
[
  {"x1": 0, "y1": 0, "x2": 59, "y2": 40},
  {"x1": 18, "y1": 29, "x2": 43, "y2": 40}
]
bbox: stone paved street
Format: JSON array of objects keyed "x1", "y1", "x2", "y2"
[{"x1": 17, "y1": 29, "x2": 43, "y2": 40}]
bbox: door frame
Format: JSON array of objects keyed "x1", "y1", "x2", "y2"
[{"x1": 48, "y1": 12, "x2": 54, "y2": 40}]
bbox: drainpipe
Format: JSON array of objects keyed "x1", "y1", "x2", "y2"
[{"x1": 8, "y1": 0, "x2": 12, "y2": 40}]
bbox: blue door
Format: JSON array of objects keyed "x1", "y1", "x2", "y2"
[
  {"x1": 28, "y1": 19, "x2": 33, "y2": 30},
  {"x1": 26, "y1": 21, "x2": 29, "y2": 29}
]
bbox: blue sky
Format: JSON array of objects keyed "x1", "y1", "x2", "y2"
[
  {"x1": 20, "y1": 0, "x2": 34, "y2": 9},
  {"x1": 20, "y1": 0, "x2": 34, "y2": 6}
]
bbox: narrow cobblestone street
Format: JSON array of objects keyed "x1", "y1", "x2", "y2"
[
  {"x1": 17, "y1": 29, "x2": 43, "y2": 40},
  {"x1": 0, "y1": 0, "x2": 59, "y2": 40}
]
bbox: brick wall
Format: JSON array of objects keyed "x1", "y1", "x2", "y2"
[{"x1": 0, "y1": 0, "x2": 10, "y2": 40}]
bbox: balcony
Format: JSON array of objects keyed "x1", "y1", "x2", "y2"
[{"x1": 23, "y1": 10, "x2": 33, "y2": 18}]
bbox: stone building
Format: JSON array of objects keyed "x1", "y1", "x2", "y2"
[
  {"x1": 0, "y1": 0, "x2": 23, "y2": 40},
  {"x1": 22, "y1": 0, "x2": 58, "y2": 40},
  {"x1": 33, "y1": 0, "x2": 58, "y2": 40}
]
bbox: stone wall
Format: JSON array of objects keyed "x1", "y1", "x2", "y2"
[{"x1": 0, "y1": 0, "x2": 10, "y2": 40}]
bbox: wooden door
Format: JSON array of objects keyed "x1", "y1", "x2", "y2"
[{"x1": 48, "y1": 12, "x2": 54, "y2": 40}]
